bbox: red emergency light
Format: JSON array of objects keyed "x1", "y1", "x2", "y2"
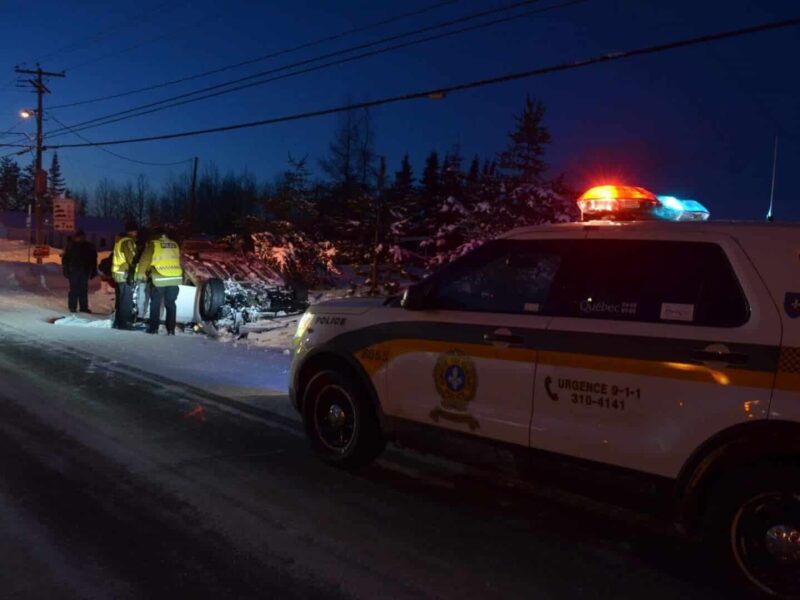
[{"x1": 577, "y1": 185, "x2": 659, "y2": 220}]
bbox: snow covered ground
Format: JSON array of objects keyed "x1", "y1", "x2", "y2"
[{"x1": 0, "y1": 239, "x2": 296, "y2": 421}]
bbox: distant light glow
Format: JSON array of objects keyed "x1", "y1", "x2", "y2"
[{"x1": 19, "y1": 109, "x2": 31, "y2": 119}]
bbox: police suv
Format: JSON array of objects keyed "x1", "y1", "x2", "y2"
[{"x1": 290, "y1": 185, "x2": 800, "y2": 597}]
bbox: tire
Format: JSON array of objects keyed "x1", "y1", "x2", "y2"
[
  {"x1": 199, "y1": 278, "x2": 225, "y2": 321},
  {"x1": 301, "y1": 368, "x2": 385, "y2": 469},
  {"x1": 703, "y1": 464, "x2": 800, "y2": 598}
]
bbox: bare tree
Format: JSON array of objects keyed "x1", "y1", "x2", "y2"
[
  {"x1": 93, "y1": 178, "x2": 119, "y2": 218},
  {"x1": 319, "y1": 108, "x2": 376, "y2": 190}
]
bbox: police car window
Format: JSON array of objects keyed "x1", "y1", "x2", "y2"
[
  {"x1": 546, "y1": 240, "x2": 748, "y2": 327},
  {"x1": 428, "y1": 241, "x2": 562, "y2": 314}
]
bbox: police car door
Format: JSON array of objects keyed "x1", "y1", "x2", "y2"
[
  {"x1": 531, "y1": 232, "x2": 781, "y2": 478},
  {"x1": 386, "y1": 238, "x2": 564, "y2": 446}
]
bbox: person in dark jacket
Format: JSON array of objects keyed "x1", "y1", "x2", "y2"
[{"x1": 62, "y1": 230, "x2": 98, "y2": 313}]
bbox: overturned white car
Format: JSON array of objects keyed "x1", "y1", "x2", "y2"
[{"x1": 120, "y1": 239, "x2": 308, "y2": 333}]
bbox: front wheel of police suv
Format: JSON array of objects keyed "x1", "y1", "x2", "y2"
[
  {"x1": 704, "y1": 464, "x2": 800, "y2": 598},
  {"x1": 302, "y1": 369, "x2": 385, "y2": 469}
]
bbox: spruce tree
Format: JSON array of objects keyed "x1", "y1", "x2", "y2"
[
  {"x1": 393, "y1": 153, "x2": 414, "y2": 197},
  {"x1": 498, "y1": 96, "x2": 551, "y2": 184},
  {"x1": 421, "y1": 151, "x2": 440, "y2": 200},
  {"x1": 0, "y1": 157, "x2": 21, "y2": 210},
  {"x1": 466, "y1": 156, "x2": 480, "y2": 190},
  {"x1": 48, "y1": 152, "x2": 66, "y2": 199},
  {"x1": 440, "y1": 150, "x2": 464, "y2": 200}
]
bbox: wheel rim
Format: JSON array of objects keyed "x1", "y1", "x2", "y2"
[
  {"x1": 313, "y1": 384, "x2": 357, "y2": 453},
  {"x1": 732, "y1": 491, "x2": 800, "y2": 596},
  {"x1": 202, "y1": 287, "x2": 213, "y2": 318}
]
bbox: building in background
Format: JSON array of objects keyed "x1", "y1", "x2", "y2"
[{"x1": 0, "y1": 212, "x2": 123, "y2": 251}]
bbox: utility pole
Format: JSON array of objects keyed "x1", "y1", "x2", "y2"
[
  {"x1": 189, "y1": 156, "x2": 199, "y2": 234},
  {"x1": 15, "y1": 64, "x2": 65, "y2": 264}
]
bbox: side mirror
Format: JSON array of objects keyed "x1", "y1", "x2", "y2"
[{"x1": 400, "y1": 284, "x2": 427, "y2": 311}]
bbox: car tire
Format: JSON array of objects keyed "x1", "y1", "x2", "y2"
[
  {"x1": 703, "y1": 464, "x2": 800, "y2": 598},
  {"x1": 199, "y1": 278, "x2": 225, "y2": 321},
  {"x1": 301, "y1": 368, "x2": 385, "y2": 469}
]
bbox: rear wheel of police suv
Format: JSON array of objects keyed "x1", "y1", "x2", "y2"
[
  {"x1": 302, "y1": 369, "x2": 385, "y2": 469},
  {"x1": 704, "y1": 464, "x2": 800, "y2": 598}
]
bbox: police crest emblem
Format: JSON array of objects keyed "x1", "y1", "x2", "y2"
[
  {"x1": 785, "y1": 293, "x2": 800, "y2": 319},
  {"x1": 433, "y1": 349, "x2": 477, "y2": 412}
]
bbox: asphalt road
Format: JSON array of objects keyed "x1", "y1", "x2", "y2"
[{"x1": 0, "y1": 326, "x2": 752, "y2": 599}]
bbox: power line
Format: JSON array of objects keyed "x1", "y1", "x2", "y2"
[
  {"x1": 51, "y1": 0, "x2": 583, "y2": 138},
  {"x1": 0, "y1": 120, "x2": 24, "y2": 141},
  {"x1": 0, "y1": 147, "x2": 33, "y2": 160},
  {"x1": 33, "y1": 1, "x2": 185, "y2": 64},
  {"x1": 49, "y1": 0, "x2": 462, "y2": 110},
  {"x1": 46, "y1": 113, "x2": 193, "y2": 167},
  {"x1": 46, "y1": 0, "x2": 566, "y2": 138},
  {"x1": 44, "y1": 16, "x2": 800, "y2": 151},
  {"x1": 61, "y1": 6, "x2": 235, "y2": 73}
]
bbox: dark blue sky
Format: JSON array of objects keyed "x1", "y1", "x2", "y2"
[{"x1": 0, "y1": 0, "x2": 798, "y2": 220}]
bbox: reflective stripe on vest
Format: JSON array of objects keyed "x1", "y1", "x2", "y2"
[
  {"x1": 150, "y1": 236, "x2": 183, "y2": 283},
  {"x1": 112, "y1": 235, "x2": 133, "y2": 280}
]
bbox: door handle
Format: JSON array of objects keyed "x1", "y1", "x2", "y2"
[
  {"x1": 691, "y1": 349, "x2": 748, "y2": 365},
  {"x1": 483, "y1": 333, "x2": 524, "y2": 345}
]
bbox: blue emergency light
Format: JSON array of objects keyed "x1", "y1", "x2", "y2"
[{"x1": 655, "y1": 196, "x2": 710, "y2": 222}]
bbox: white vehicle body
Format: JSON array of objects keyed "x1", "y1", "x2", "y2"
[
  {"x1": 133, "y1": 282, "x2": 200, "y2": 324},
  {"x1": 132, "y1": 277, "x2": 228, "y2": 329},
  {"x1": 290, "y1": 219, "x2": 800, "y2": 595}
]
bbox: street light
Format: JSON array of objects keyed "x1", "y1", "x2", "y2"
[{"x1": 19, "y1": 109, "x2": 32, "y2": 119}]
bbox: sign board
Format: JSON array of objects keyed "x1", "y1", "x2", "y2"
[
  {"x1": 53, "y1": 197, "x2": 76, "y2": 232},
  {"x1": 33, "y1": 245, "x2": 50, "y2": 258}
]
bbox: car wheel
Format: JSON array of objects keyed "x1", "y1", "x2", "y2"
[
  {"x1": 302, "y1": 369, "x2": 385, "y2": 469},
  {"x1": 705, "y1": 465, "x2": 800, "y2": 598},
  {"x1": 199, "y1": 278, "x2": 225, "y2": 321}
]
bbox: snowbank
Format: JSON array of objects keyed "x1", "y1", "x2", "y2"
[
  {"x1": 52, "y1": 315, "x2": 113, "y2": 328},
  {"x1": 0, "y1": 239, "x2": 63, "y2": 265}
]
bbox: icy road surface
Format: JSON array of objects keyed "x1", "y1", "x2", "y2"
[
  {"x1": 0, "y1": 250, "x2": 295, "y2": 422},
  {"x1": 0, "y1": 247, "x2": 744, "y2": 598}
]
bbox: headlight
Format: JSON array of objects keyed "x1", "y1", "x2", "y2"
[{"x1": 294, "y1": 311, "x2": 314, "y2": 340}]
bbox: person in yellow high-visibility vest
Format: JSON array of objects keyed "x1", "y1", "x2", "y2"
[
  {"x1": 111, "y1": 221, "x2": 139, "y2": 329},
  {"x1": 136, "y1": 227, "x2": 183, "y2": 335}
]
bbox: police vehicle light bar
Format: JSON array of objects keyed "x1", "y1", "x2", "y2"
[
  {"x1": 577, "y1": 185, "x2": 710, "y2": 222},
  {"x1": 577, "y1": 185, "x2": 659, "y2": 221},
  {"x1": 655, "y1": 196, "x2": 710, "y2": 222}
]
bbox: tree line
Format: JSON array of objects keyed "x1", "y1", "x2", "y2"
[
  {"x1": 0, "y1": 152, "x2": 75, "y2": 213},
  {"x1": 0, "y1": 96, "x2": 578, "y2": 286}
]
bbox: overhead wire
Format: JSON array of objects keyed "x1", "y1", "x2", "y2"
[
  {"x1": 33, "y1": 0, "x2": 186, "y2": 64},
  {"x1": 50, "y1": 0, "x2": 462, "y2": 109},
  {"x1": 0, "y1": 120, "x2": 24, "y2": 141},
  {"x1": 46, "y1": 113, "x2": 193, "y2": 167},
  {"x1": 62, "y1": 6, "x2": 236, "y2": 72},
  {"x1": 45, "y1": 0, "x2": 567, "y2": 138},
  {"x1": 44, "y1": 16, "x2": 800, "y2": 150}
]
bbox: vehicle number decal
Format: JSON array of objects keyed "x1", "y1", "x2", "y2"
[
  {"x1": 360, "y1": 347, "x2": 389, "y2": 363},
  {"x1": 314, "y1": 316, "x2": 347, "y2": 326}
]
